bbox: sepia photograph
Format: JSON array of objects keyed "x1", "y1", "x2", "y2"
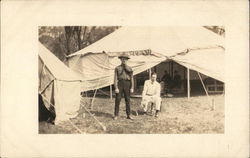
[
  {"x1": 38, "y1": 26, "x2": 225, "y2": 134},
  {"x1": 1, "y1": 0, "x2": 248, "y2": 157}
]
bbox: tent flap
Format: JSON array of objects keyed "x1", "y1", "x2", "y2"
[
  {"x1": 67, "y1": 53, "x2": 166, "y2": 91},
  {"x1": 54, "y1": 80, "x2": 81, "y2": 123}
]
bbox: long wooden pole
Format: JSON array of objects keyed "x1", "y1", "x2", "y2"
[
  {"x1": 90, "y1": 89, "x2": 98, "y2": 109},
  {"x1": 80, "y1": 99, "x2": 107, "y2": 131},
  {"x1": 187, "y1": 68, "x2": 190, "y2": 99},
  {"x1": 197, "y1": 72, "x2": 209, "y2": 97},
  {"x1": 197, "y1": 72, "x2": 214, "y2": 110},
  {"x1": 110, "y1": 85, "x2": 112, "y2": 100},
  {"x1": 149, "y1": 68, "x2": 152, "y2": 79}
]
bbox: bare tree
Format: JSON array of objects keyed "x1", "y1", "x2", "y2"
[
  {"x1": 40, "y1": 26, "x2": 120, "y2": 60},
  {"x1": 76, "y1": 27, "x2": 82, "y2": 50},
  {"x1": 64, "y1": 26, "x2": 73, "y2": 55}
]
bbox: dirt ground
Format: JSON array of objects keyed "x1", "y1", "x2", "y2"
[{"x1": 39, "y1": 95, "x2": 224, "y2": 134}]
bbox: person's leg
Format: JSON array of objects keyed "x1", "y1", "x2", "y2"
[
  {"x1": 114, "y1": 81, "x2": 122, "y2": 117},
  {"x1": 154, "y1": 96, "x2": 162, "y2": 117},
  {"x1": 150, "y1": 102, "x2": 154, "y2": 115},
  {"x1": 141, "y1": 96, "x2": 150, "y2": 113},
  {"x1": 124, "y1": 81, "x2": 132, "y2": 118},
  {"x1": 154, "y1": 97, "x2": 161, "y2": 111},
  {"x1": 144, "y1": 96, "x2": 153, "y2": 115}
]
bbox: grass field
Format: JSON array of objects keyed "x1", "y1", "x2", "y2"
[{"x1": 39, "y1": 95, "x2": 224, "y2": 134}]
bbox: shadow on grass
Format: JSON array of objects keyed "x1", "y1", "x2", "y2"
[
  {"x1": 91, "y1": 110, "x2": 141, "y2": 118},
  {"x1": 91, "y1": 111, "x2": 113, "y2": 118}
]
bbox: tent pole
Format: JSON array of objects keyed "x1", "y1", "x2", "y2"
[
  {"x1": 110, "y1": 85, "x2": 112, "y2": 100},
  {"x1": 197, "y1": 72, "x2": 214, "y2": 110},
  {"x1": 171, "y1": 61, "x2": 174, "y2": 77},
  {"x1": 149, "y1": 68, "x2": 152, "y2": 79},
  {"x1": 197, "y1": 72, "x2": 209, "y2": 97},
  {"x1": 134, "y1": 75, "x2": 137, "y2": 93},
  {"x1": 80, "y1": 98, "x2": 107, "y2": 131},
  {"x1": 90, "y1": 89, "x2": 98, "y2": 109},
  {"x1": 68, "y1": 119, "x2": 85, "y2": 134},
  {"x1": 40, "y1": 79, "x2": 55, "y2": 94},
  {"x1": 187, "y1": 68, "x2": 190, "y2": 99},
  {"x1": 168, "y1": 61, "x2": 171, "y2": 74}
]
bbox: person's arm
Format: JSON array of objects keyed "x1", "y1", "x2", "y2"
[
  {"x1": 123, "y1": 64, "x2": 133, "y2": 73},
  {"x1": 130, "y1": 72, "x2": 134, "y2": 93},
  {"x1": 114, "y1": 68, "x2": 118, "y2": 91}
]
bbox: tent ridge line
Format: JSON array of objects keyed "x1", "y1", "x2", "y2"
[
  {"x1": 170, "y1": 45, "x2": 224, "y2": 58},
  {"x1": 67, "y1": 49, "x2": 164, "y2": 58}
]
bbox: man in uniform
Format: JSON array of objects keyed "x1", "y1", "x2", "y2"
[{"x1": 113, "y1": 54, "x2": 134, "y2": 120}]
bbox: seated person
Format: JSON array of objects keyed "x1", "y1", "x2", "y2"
[{"x1": 141, "y1": 72, "x2": 162, "y2": 117}]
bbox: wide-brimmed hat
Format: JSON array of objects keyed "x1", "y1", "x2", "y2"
[{"x1": 118, "y1": 54, "x2": 130, "y2": 59}]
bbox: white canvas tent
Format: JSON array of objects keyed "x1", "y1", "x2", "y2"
[
  {"x1": 171, "y1": 47, "x2": 225, "y2": 82},
  {"x1": 66, "y1": 26, "x2": 225, "y2": 94},
  {"x1": 68, "y1": 26, "x2": 224, "y2": 58},
  {"x1": 39, "y1": 42, "x2": 82, "y2": 124}
]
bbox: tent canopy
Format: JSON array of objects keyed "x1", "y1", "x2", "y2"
[
  {"x1": 68, "y1": 26, "x2": 224, "y2": 58},
  {"x1": 171, "y1": 47, "x2": 225, "y2": 82},
  {"x1": 66, "y1": 26, "x2": 225, "y2": 91}
]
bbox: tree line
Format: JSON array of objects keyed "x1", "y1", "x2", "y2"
[
  {"x1": 39, "y1": 26, "x2": 225, "y2": 62},
  {"x1": 39, "y1": 26, "x2": 120, "y2": 61}
]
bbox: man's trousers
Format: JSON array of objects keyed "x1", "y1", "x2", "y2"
[
  {"x1": 141, "y1": 95, "x2": 161, "y2": 112},
  {"x1": 114, "y1": 80, "x2": 131, "y2": 116}
]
